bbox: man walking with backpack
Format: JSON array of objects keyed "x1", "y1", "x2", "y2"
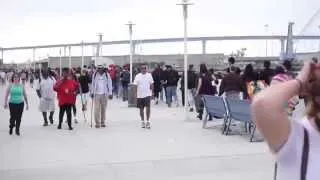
[
  {"x1": 120, "y1": 65, "x2": 130, "y2": 101},
  {"x1": 91, "y1": 65, "x2": 112, "y2": 128}
]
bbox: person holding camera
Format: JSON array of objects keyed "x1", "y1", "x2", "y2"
[{"x1": 90, "y1": 65, "x2": 113, "y2": 128}]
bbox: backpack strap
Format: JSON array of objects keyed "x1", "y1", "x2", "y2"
[
  {"x1": 300, "y1": 127, "x2": 309, "y2": 180},
  {"x1": 274, "y1": 127, "x2": 309, "y2": 180}
]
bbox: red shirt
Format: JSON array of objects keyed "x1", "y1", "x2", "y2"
[{"x1": 54, "y1": 79, "x2": 79, "y2": 106}]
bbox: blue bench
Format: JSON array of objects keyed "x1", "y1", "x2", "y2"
[
  {"x1": 202, "y1": 95, "x2": 229, "y2": 133},
  {"x1": 224, "y1": 98, "x2": 256, "y2": 142}
]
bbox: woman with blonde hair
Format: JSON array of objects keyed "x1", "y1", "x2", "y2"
[{"x1": 252, "y1": 60, "x2": 320, "y2": 180}]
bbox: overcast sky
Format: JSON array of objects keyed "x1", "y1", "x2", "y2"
[{"x1": 1, "y1": 0, "x2": 320, "y2": 63}]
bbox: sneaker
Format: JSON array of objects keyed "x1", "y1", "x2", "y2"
[
  {"x1": 69, "y1": 127, "x2": 73, "y2": 131},
  {"x1": 141, "y1": 122, "x2": 146, "y2": 128},
  {"x1": 101, "y1": 124, "x2": 106, "y2": 128},
  {"x1": 57, "y1": 125, "x2": 62, "y2": 129},
  {"x1": 189, "y1": 108, "x2": 194, "y2": 112},
  {"x1": 95, "y1": 125, "x2": 100, "y2": 128},
  {"x1": 146, "y1": 122, "x2": 151, "y2": 129},
  {"x1": 15, "y1": 131, "x2": 20, "y2": 136},
  {"x1": 9, "y1": 128, "x2": 13, "y2": 135},
  {"x1": 43, "y1": 121, "x2": 49, "y2": 127}
]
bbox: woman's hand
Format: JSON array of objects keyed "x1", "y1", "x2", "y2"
[
  {"x1": 25, "y1": 104, "x2": 29, "y2": 111},
  {"x1": 4, "y1": 104, "x2": 8, "y2": 109}
]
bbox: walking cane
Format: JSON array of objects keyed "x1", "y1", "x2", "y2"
[{"x1": 90, "y1": 94, "x2": 94, "y2": 128}]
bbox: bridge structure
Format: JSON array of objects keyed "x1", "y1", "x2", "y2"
[{"x1": 1, "y1": 35, "x2": 320, "y2": 67}]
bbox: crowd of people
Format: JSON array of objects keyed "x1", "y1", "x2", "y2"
[
  {"x1": 2, "y1": 56, "x2": 320, "y2": 179},
  {"x1": 1, "y1": 56, "x2": 318, "y2": 135}
]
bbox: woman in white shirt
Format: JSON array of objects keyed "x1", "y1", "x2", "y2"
[{"x1": 252, "y1": 61, "x2": 320, "y2": 180}]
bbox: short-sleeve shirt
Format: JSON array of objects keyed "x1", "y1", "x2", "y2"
[
  {"x1": 133, "y1": 73, "x2": 154, "y2": 99},
  {"x1": 276, "y1": 118, "x2": 320, "y2": 180}
]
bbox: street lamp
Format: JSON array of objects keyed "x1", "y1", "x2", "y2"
[
  {"x1": 177, "y1": 0, "x2": 193, "y2": 119},
  {"x1": 264, "y1": 24, "x2": 269, "y2": 56},
  {"x1": 59, "y1": 48, "x2": 62, "y2": 76},
  {"x1": 126, "y1": 21, "x2": 135, "y2": 83},
  {"x1": 318, "y1": 25, "x2": 320, "y2": 52}
]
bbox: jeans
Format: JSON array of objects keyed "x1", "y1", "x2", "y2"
[
  {"x1": 166, "y1": 86, "x2": 177, "y2": 106},
  {"x1": 9, "y1": 103, "x2": 24, "y2": 132},
  {"x1": 122, "y1": 84, "x2": 129, "y2": 101}
]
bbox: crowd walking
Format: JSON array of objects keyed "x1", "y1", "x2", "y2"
[{"x1": 1, "y1": 56, "x2": 319, "y2": 148}]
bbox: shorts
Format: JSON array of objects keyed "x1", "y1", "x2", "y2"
[{"x1": 137, "y1": 96, "x2": 151, "y2": 109}]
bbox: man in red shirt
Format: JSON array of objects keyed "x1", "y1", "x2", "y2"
[{"x1": 54, "y1": 68, "x2": 79, "y2": 130}]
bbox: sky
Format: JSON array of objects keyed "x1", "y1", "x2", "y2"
[{"x1": 0, "y1": 0, "x2": 320, "y2": 63}]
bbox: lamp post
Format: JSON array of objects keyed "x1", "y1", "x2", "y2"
[
  {"x1": 68, "y1": 46, "x2": 72, "y2": 69},
  {"x1": 177, "y1": 0, "x2": 193, "y2": 119},
  {"x1": 264, "y1": 24, "x2": 269, "y2": 56},
  {"x1": 1, "y1": 48, "x2": 4, "y2": 64},
  {"x1": 32, "y1": 48, "x2": 36, "y2": 70},
  {"x1": 318, "y1": 25, "x2": 320, "y2": 52},
  {"x1": 59, "y1": 48, "x2": 62, "y2": 76},
  {"x1": 81, "y1": 41, "x2": 84, "y2": 68},
  {"x1": 126, "y1": 21, "x2": 135, "y2": 83}
]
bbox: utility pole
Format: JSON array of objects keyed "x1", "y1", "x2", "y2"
[
  {"x1": 126, "y1": 21, "x2": 135, "y2": 83},
  {"x1": 177, "y1": 0, "x2": 193, "y2": 120}
]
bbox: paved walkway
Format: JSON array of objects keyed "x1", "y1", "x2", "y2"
[{"x1": 0, "y1": 84, "x2": 304, "y2": 180}]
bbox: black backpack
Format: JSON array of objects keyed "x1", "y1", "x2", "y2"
[{"x1": 121, "y1": 71, "x2": 130, "y2": 84}]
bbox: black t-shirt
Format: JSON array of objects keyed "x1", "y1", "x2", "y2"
[
  {"x1": 165, "y1": 70, "x2": 179, "y2": 86},
  {"x1": 79, "y1": 75, "x2": 90, "y2": 93}
]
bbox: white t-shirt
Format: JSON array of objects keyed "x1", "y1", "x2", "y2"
[
  {"x1": 276, "y1": 117, "x2": 320, "y2": 180},
  {"x1": 133, "y1": 73, "x2": 154, "y2": 98}
]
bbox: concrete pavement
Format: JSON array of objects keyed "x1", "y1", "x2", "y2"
[{"x1": 0, "y1": 84, "x2": 300, "y2": 180}]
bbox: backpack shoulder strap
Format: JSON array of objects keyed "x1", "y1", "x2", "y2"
[{"x1": 300, "y1": 127, "x2": 309, "y2": 180}]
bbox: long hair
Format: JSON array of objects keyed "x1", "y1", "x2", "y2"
[{"x1": 199, "y1": 64, "x2": 208, "y2": 74}]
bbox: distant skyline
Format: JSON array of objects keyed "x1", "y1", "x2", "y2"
[{"x1": 1, "y1": 0, "x2": 320, "y2": 63}]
